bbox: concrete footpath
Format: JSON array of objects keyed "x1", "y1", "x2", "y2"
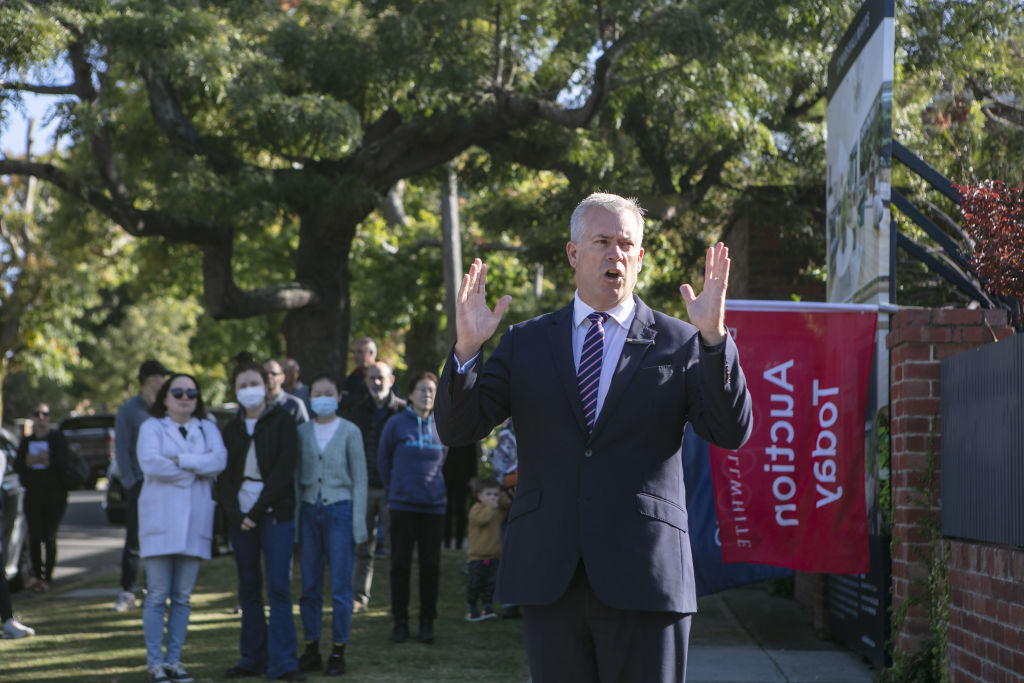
[{"x1": 689, "y1": 581, "x2": 876, "y2": 683}]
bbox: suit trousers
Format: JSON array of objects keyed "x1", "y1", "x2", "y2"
[{"x1": 522, "y1": 561, "x2": 691, "y2": 683}]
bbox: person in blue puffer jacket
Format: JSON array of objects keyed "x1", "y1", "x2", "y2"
[{"x1": 376, "y1": 371, "x2": 447, "y2": 646}]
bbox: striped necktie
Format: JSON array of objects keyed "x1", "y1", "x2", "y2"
[{"x1": 578, "y1": 311, "x2": 610, "y2": 432}]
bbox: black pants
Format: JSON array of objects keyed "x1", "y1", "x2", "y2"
[
  {"x1": 24, "y1": 489, "x2": 67, "y2": 582},
  {"x1": 389, "y1": 510, "x2": 443, "y2": 622},
  {"x1": 466, "y1": 558, "x2": 499, "y2": 610},
  {"x1": 120, "y1": 481, "x2": 142, "y2": 591},
  {"x1": 522, "y1": 562, "x2": 691, "y2": 683},
  {"x1": 442, "y1": 445, "x2": 476, "y2": 549}
]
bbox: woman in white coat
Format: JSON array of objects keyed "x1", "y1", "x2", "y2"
[{"x1": 136, "y1": 373, "x2": 227, "y2": 683}]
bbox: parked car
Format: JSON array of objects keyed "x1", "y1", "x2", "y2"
[
  {"x1": 102, "y1": 458, "x2": 127, "y2": 525},
  {"x1": 1, "y1": 426, "x2": 31, "y2": 592},
  {"x1": 58, "y1": 414, "x2": 115, "y2": 489}
]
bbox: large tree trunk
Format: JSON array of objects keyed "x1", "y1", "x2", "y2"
[
  {"x1": 404, "y1": 315, "x2": 444, "y2": 382},
  {"x1": 440, "y1": 163, "x2": 462, "y2": 349},
  {"x1": 283, "y1": 203, "x2": 359, "y2": 382}
]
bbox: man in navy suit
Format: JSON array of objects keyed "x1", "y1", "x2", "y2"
[{"x1": 434, "y1": 192, "x2": 752, "y2": 682}]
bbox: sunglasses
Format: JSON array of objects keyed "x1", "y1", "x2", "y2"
[
  {"x1": 33, "y1": 411, "x2": 50, "y2": 418},
  {"x1": 170, "y1": 387, "x2": 200, "y2": 400}
]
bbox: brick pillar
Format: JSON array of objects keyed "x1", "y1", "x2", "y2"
[{"x1": 887, "y1": 307, "x2": 1014, "y2": 656}]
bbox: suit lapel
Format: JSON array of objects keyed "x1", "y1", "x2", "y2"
[
  {"x1": 591, "y1": 296, "x2": 657, "y2": 439},
  {"x1": 546, "y1": 303, "x2": 589, "y2": 436}
]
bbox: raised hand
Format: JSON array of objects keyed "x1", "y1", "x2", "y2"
[
  {"x1": 680, "y1": 242, "x2": 730, "y2": 345},
  {"x1": 454, "y1": 258, "x2": 512, "y2": 364}
]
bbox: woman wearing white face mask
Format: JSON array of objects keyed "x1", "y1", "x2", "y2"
[
  {"x1": 295, "y1": 375, "x2": 367, "y2": 677},
  {"x1": 216, "y1": 354, "x2": 304, "y2": 682}
]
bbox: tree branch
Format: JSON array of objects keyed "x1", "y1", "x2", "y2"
[
  {"x1": 0, "y1": 81, "x2": 76, "y2": 95},
  {"x1": 201, "y1": 241, "x2": 317, "y2": 319},
  {"x1": 0, "y1": 158, "x2": 230, "y2": 244},
  {"x1": 140, "y1": 63, "x2": 244, "y2": 174}
]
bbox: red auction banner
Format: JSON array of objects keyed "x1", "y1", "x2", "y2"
[{"x1": 710, "y1": 302, "x2": 877, "y2": 573}]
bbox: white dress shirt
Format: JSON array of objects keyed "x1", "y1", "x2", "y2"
[{"x1": 455, "y1": 292, "x2": 637, "y2": 426}]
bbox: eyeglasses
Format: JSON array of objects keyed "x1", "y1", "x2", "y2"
[
  {"x1": 170, "y1": 387, "x2": 200, "y2": 400},
  {"x1": 33, "y1": 411, "x2": 50, "y2": 418}
]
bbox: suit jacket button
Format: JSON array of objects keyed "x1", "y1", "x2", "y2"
[{"x1": 584, "y1": 449, "x2": 593, "y2": 458}]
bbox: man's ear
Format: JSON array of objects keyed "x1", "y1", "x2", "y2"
[{"x1": 566, "y1": 241, "x2": 578, "y2": 268}]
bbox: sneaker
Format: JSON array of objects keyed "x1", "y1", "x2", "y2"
[
  {"x1": 2, "y1": 617, "x2": 36, "y2": 639},
  {"x1": 163, "y1": 662, "x2": 194, "y2": 683},
  {"x1": 113, "y1": 590, "x2": 136, "y2": 612},
  {"x1": 479, "y1": 608, "x2": 498, "y2": 621},
  {"x1": 352, "y1": 599, "x2": 367, "y2": 614},
  {"x1": 149, "y1": 665, "x2": 170, "y2": 683},
  {"x1": 465, "y1": 605, "x2": 481, "y2": 622}
]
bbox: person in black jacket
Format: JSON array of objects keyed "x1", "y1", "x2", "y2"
[
  {"x1": 217, "y1": 356, "x2": 305, "y2": 682},
  {"x1": 340, "y1": 361, "x2": 406, "y2": 613},
  {"x1": 14, "y1": 403, "x2": 71, "y2": 593}
]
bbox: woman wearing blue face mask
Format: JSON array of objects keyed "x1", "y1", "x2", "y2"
[{"x1": 295, "y1": 375, "x2": 367, "y2": 677}]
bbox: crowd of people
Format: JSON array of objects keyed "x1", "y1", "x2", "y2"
[{"x1": 0, "y1": 338, "x2": 517, "y2": 682}]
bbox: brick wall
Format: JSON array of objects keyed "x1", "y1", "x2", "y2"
[
  {"x1": 947, "y1": 542, "x2": 1024, "y2": 681},
  {"x1": 887, "y1": 307, "x2": 1016, "y2": 680}
]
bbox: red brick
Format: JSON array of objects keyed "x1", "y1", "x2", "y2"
[
  {"x1": 1014, "y1": 651, "x2": 1024, "y2": 676},
  {"x1": 890, "y1": 343, "x2": 933, "y2": 362},
  {"x1": 895, "y1": 379, "x2": 934, "y2": 400},
  {"x1": 983, "y1": 309, "x2": 1009, "y2": 326},
  {"x1": 893, "y1": 308, "x2": 934, "y2": 327},
  {"x1": 999, "y1": 647, "x2": 1014, "y2": 673},
  {"x1": 899, "y1": 397, "x2": 942, "y2": 417},
  {"x1": 961, "y1": 650, "x2": 983, "y2": 676},
  {"x1": 905, "y1": 434, "x2": 936, "y2": 453},
  {"x1": 968, "y1": 573, "x2": 992, "y2": 595},
  {"x1": 992, "y1": 548, "x2": 1012, "y2": 578},
  {"x1": 996, "y1": 600, "x2": 1012, "y2": 624},
  {"x1": 933, "y1": 308, "x2": 985, "y2": 326},
  {"x1": 902, "y1": 361, "x2": 942, "y2": 381},
  {"x1": 1011, "y1": 603, "x2": 1024, "y2": 627},
  {"x1": 960, "y1": 325, "x2": 1002, "y2": 344},
  {"x1": 977, "y1": 594, "x2": 998, "y2": 619},
  {"x1": 935, "y1": 343, "x2": 976, "y2": 360},
  {"x1": 995, "y1": 327, "x2": 1014, "y2": 341}
]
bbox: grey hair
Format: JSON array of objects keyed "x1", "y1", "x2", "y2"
[{"x1": 569, "y1": 193, "x2": 646, "y2": 244}]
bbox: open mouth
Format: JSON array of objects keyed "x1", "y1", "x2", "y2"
[{"x1": 604, "y1": 269, "x2": 623, "y2": 282}]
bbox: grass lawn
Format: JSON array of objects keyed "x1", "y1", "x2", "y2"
[{"x1": 0, "y1": 548, "x2": 530, "y2": 682}]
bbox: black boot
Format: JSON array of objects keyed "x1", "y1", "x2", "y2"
[
  {"x1": 390, "y1": 619, "x2": 409, "y2": 643},
  {"x1": 417, "y1": 617, "x2": 435, "y2": 644},
  {"x1": 325, "y1": 644, "x2": 346, "y2": 676},
  {"x1": 298, "y1": 641, "x2": 321, "y2": 672}
]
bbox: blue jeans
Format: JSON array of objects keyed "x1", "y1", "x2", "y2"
[
  {"x1": 143, "y1": 555, "x2": 201, "y2": 668},
  {"x1": 230, "y1": 516, "x2": 299, "y2": 679},
  {"x1": 299, "y1": 500, "x2": 355, "y2": 644}
]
